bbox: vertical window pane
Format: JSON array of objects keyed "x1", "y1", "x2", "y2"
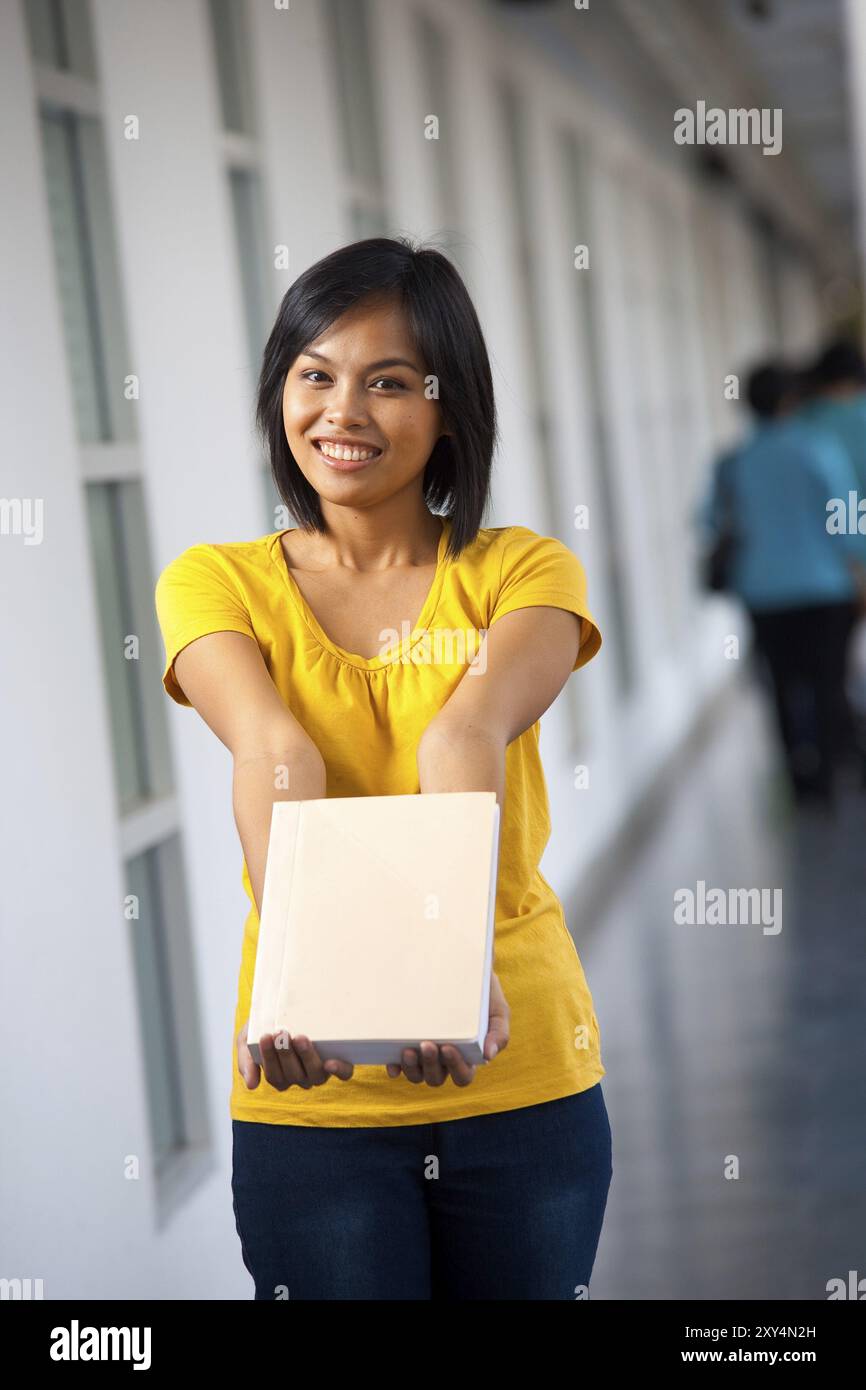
[
  {"x1": 26, "y1": 0, "x2": 66, "y2": 70},
  {"x1": 85, "y1": 479, "x2": 174, "y2": 813},
  {"x1": 39, "y1": 111, "x2": 136, "y2": 443},
  {"x1": 228, "y1": 168, "x2": 270, "y2": 381},
  {"x1": 86, "y1": 481, "x2": 140, "y2": 806},
  {"x1": 324, "y1": 0, "x2": 384, "y2": 191},
  {"x1": 622, "y1": 181, "x2": 676, "y2": 657},
  {"x1": 127, "y1": 833, "x2": 210, "y2": 1176},
  {"x1": 126, "y1": 840, "x2": 186, "y2": 1172},
  {"x1": 40, "y1": 111, "x2": 104, "y2": 442},
  {"x1": 76, "y1": 118, "x2": 137, "y2": 443},
  {"x1": 496, "y1": 78, "x2": 557, "y2": 526},
  {"x1": 25, "y1": 0, "x2": 97, "y2": 79},
  {"x1": 560, "y1": 131, "x2": 634, "y2": 698},
  {"x1": 228, "y1": 169, "x2": 279, "y2": 531},
  {"x1": 414, "y1": 10, "x2": 459, "y2": 234},
  {"x1": 208, "y1": 0, "x2": 257, "y2": 135},
  {"x1": 118, "y1": 481, "x2": 174, "y2": 803}
]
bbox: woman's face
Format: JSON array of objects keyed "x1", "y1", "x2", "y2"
[{"x1": 281, "y1": 295, "x2": 449, "y2": 511}]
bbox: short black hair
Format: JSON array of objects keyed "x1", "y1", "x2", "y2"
[
  {"x1": 255, "y1": 236, "x2": 497, "y2": 559},
  {"x1": 746, "y1": 362, "x2": 794, "y2": 419},
  {"x1": 808, "y1": 338, "x2": 866, "y2": 391}
]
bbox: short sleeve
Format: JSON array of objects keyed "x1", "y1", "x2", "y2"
[
  {"x1": 154, "y1": 544, "x2": 257, "y2": 705},
  {"x1": 489, "y1": 528, "x2": 602, "y2": 672}
]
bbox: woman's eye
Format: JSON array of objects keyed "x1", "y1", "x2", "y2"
[{"x1": 300, "y1": 371, "x2": 405, "y2": 390}]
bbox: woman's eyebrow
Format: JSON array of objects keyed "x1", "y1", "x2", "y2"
[{"x1": 301, "y1": 349, "x2": 422, "y2": 375}]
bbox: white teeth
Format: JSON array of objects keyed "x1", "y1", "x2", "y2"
[{"x1": 317, "y1": 441, "x2": 379, "y2": 461}]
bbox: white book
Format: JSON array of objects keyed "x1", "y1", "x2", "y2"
[{"x1": 246, "y1": 791, "x2": 500, "y2": 1068}]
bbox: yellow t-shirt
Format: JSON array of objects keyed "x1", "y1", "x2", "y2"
[{"x1": 154, "y1": 517, "x2": 605, "y2": 1127}]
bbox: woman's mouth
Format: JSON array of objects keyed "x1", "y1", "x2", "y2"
[{"x1": 312, "y1": 439, "x2": 383, "y2": 472}]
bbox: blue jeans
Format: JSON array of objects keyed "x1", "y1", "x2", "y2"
[{"x1": 231, "y1": 1083, "x2": 612, "y2": 1300}]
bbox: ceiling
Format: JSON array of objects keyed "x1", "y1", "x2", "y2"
[
  {"x1": 713, "y1": 0, "x2": 853, "y2": 234},
  {"x1": 488, "y1": 0, "x2": 857, "y2": 272}
]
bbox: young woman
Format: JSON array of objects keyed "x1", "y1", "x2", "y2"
[{"x1": 155, "y1": 236, "x2": 612, "y2": 1300}]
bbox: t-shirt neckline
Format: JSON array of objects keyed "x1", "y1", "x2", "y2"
[{"x1": 268, "y1": 516, "x2": 453, "y2": 671}]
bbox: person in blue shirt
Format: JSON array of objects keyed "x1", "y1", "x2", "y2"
[
  {"x1": 699, "y1": 362, "x2": 866, "y2": 807},
  {"x1": 799, "y1": 339, "x2": 866, "y2": 497}
]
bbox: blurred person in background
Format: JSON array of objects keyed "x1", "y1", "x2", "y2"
[
  {"x1": 799, "y1": 338, "x2": 866, "y2": 494},
  {"x1": 798, "y1": 340, "x2": 866, "y2": 783},
  {"x1": 699, "y1": 362, "x2": 866, "y2": 809}
]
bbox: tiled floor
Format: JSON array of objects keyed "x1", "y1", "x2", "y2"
[{"x1": 582, "y1": 678, "x2": 866, "y2": 1300}]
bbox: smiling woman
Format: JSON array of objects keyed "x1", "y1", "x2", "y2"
[
  {"x1": 256, "y1": 237, "x2": 493, "y2": 558},
  {"x1": 154, "y1": 234, "x2": 611, "y2": 1301}
]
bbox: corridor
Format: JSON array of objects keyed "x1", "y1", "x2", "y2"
[{"x1": 584, "y1": 676, "x2": 866, "y2": 1300}]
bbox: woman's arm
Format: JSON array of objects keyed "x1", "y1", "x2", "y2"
[
  {"x1": 418, "y1": 602, "x2": 582, "y2": 926},
  {"x1": 173, "y1": 631, "x2": 327, "y2": 916},
  {"x1": 416, "y1": 604, "x2": 583, "y2": 805},
  {"x1": 399, "y1": 604, "x2": 583, "y2": 1088},
  {"x1": 172, "y1": 631, "x2": 348, "y2": 1092}
]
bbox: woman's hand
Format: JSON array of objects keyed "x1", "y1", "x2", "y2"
[
  {"x1": 237, "y1": 1020, "x2": 354, "y2": 1091},
  {"x1": 384, "y1": 971, "x2": 510, "y2": 1087}
]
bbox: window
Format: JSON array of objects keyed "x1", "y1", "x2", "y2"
[
  {"x1": 25, "y1": 0, "x2": 97, "y2": 80},
  {"x1": 323, "y1": 0, "x2": 389, "y2": 236},
  {"x1": 559, "y1": 130, "x2": 634, "y2": 698},
  {"x1": 127, "y1": 835, "x2": 209, "y2": 1183},
  {"x1": 229, "y1": 168, "x2": 271, "y2": 385},
  {"x1": 619, "y1": 175, "x2": 679, "y2": 657},
  {"x1": 28, "y1": 3, "x2": 211, "y2": 1209},
  {"x1": 208, "y1": 0, "x2": 257, "y2": 136},
  {"x1": 414, "y1": 9, "x2": 461, "y2": 243},
  {"x1": 651, "y1": 193, "x2": 705, "y2": 637},
  {"x1": 39, "y1": 109, "x2": 136, "y2": 444},
  {"x1": 496, "y1": 77, "x2": 560, "y2": 529},
  {"x1": 207, "y1": 0, "x2": 282, "y2": 527},
  {"x1": 692, "y1": 192, "x2": 738, "y2": 453},
  {"x1": 85, "y1": 479, "x2": 173, "y2": 812}
]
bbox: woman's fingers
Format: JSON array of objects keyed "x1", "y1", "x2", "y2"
[
  {"x1": 399, "y1": 1047, "x2": 426, "y2": 1084},
  {"x1": 236, "y1": 1021, "x2": 260, "y2": 1090},
  {"x1": 439, "y1": 1045, "x2": 477, "y2": 1087},
  {"x1": 243, "y1": 1026, "x2": 492, "y2": 1091},
  {"x1": 289, "y1": 1034, "x2": 329, "y2": 1086},
  {"x1": 385, "y1": 1041, "x2": 480, "y2": 1085},
  {"x1": 400, "y1": 1042, "x2": 448, "y2": 1086},
  {"x1": 484, "y1": 972, "x2": 510, "y2": 1060},
  {"x1": 294, "y1": 1035, "x2": 354, "y2": 1084},
  {"x1": 323, "y1": 1056, "x2": 354, "y2": 1081},
  {"x1": 418, "y1": 1041, "x2": 448, "y2": 1086},
  {"x1": 260, "y1": 1032, "x2": 309, "y2": 1089},
  {"x1": 255, "y1": 1030, "x2": 354, "y2": 1089}
]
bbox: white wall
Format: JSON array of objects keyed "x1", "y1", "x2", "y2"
[{"x1": 0, "y1": 0, "x2": 182, "y2": 1298}]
